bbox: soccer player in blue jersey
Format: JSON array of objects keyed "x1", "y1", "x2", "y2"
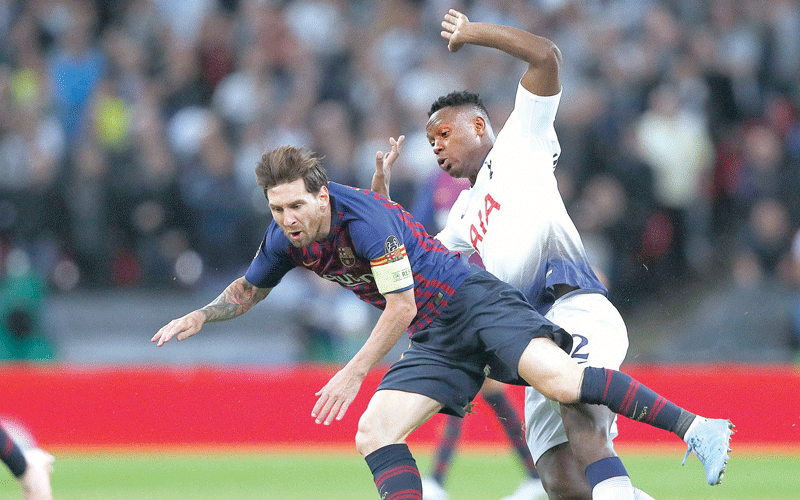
[
  {"x1": 371, "y1": 8, "x2": 733, "y2": 500},
  {"x1": 154, "y1": 144, "x2": 732, "y2": 500},
  {"x1": 0, "y1": 424, "x2": 54, "y2": 500}
]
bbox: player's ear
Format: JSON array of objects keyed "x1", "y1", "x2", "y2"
[
  {"x1": 317, "y1": 185, "x2": 330, "y2": 208},
  {"x1": 473, "y1": 115, "x2": 487, "y2": 136}
]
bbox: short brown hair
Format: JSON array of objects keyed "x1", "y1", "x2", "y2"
[{"x1": 255, "y1": 145, "x2": 329, "y2": 194}]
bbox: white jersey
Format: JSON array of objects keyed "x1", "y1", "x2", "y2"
[{"x1": 436, "y1": 83, "x2": 606, "y2": 314}]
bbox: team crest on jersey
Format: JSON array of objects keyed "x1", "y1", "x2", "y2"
[{"x1": 338, "y1": 246, "x2": 356, "y2": 267}]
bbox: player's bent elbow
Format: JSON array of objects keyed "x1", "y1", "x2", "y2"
[{"x1": 529, "y1": 40, "x2": 562, "y2": 71}]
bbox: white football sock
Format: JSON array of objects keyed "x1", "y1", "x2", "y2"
[
  {"x1": 633, "y1": 487, "x2": 657, "y2": 500},
  {"x1": 592, "y1": 475, "x2": 635, "y2": 500}
]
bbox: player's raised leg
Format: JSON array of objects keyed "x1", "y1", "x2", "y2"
[
  {"x1": 517, "y1": 338, "x2": 733, "y2": 486},
  {"x1": 357, "y1": 390, "x2": 444, "y2": 499}
]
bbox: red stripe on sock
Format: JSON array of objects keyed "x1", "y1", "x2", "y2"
[
  {"x1": 2, "y1": 436, "x2": 12, "y2": 457},
  {"x1": 602, "y1": 369, "x2": 613, "y2": 400},
  {"x1": 387, "y1": 490, "x2": 423, "y2": 500},
  {"x1": 375, "y1": 465, "x2": 420, "y2": 486},
  {"x1": 646, "y1": 396, "x2": 667, "y2": 424},
  {"x1": 620, "y1": 380, "x2": 640, "y2": 415}
]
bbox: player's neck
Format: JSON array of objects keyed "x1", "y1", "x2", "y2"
[{"x1": 316, "y1": 206, "x2": 333, "y2": 242}]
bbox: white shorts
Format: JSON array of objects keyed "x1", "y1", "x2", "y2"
[{"x1": 524, "y1": 291, "x2": 629, "y2": 463}]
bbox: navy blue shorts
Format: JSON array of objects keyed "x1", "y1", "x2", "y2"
[{"x1": 377, "y1": 267, "x2": 572, "y2": 417}]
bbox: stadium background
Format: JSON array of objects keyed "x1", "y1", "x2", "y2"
[{"x1": 1, "y1": 0, "x2": 799, "y2": 498}]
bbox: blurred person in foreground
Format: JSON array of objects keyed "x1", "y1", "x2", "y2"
[
  {"x1": 153, "y1": 142, "x2": 732, "y2": 500},
  {"x1": 372, "y1": 8, "x2": 730, "y2": 500},
  {"x1": 0, "y1": 425, "x2": 53, "y2": 500}
]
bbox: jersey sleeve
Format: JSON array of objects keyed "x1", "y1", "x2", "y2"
[
  {"x1": 244, "y1": 224, "x2": 295, "y2": 289},
  {"x1": 348, "y1": 215, "x2": 414, "y2": 295},
  {"x1": 511, "y1": 82, "x2": 562, "y2": 138}
]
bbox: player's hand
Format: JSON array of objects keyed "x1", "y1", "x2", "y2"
[
  {"x1": 312, "y1": 368, "x2": 364, "y2": 425},
  {"x1": 441, "y1": 9, "x2": 469, "y2": 52},
  {"x1": 372, "y1": 135, "x2": 404, "y2": 199},
  {"x1": 151, "y1": 311, "x2": 205, "y2": 346}
]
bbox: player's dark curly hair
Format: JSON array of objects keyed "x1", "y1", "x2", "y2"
[{"x1": 428, "y1": 90, "x2": 489, "y2": 118}]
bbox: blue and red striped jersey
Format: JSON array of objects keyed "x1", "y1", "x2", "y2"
[{"x1": 245, "y1": 182, "x2": 471, "y2": 334}]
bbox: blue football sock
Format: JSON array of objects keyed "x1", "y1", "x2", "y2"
[{"x1": 365, "y1": 443, "x2": 422, "y2": 499}]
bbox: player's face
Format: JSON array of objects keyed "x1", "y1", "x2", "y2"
[
  {"x1": 426, "y1": 107, "x2": 485, "y2": 181},
  {"x1": 267, "y1": 178, "x2": 330, "y2": 248}
]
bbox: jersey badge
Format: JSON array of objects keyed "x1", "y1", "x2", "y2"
[
  {"x1": 338, "y1": 247, "x2": 356, "y2": 267},
  {"x1": 384, "y1": 235, "x2": 401, "y2": 255}
]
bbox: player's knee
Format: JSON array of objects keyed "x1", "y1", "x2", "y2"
[
  {"x1": 539, "y1": 462, "x2": 591, "y2": 500},
  {"x1": 518, "y1": 338, "x2": 582, "y2": 404},
  {"x1": 542, "y1": 477, "x2": 592, "y2": 500},
  {"x1": 560, "y1": 406, "x2": 615, "y2": 464},
  {"x1": 354, "y1": 418, "x2": 376, "y2": 457},
  {"x1": 563, "y1": 414, "x2": 612, "y2": 443},
  {"x1": 537, "y1": 442, "x2": 592, "y2": 500},
  {"x1": 355, "y1": 412, "x2": 392, "y2": 457}
]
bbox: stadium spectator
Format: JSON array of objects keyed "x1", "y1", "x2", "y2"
[
  {"x1": 47, "y1": 1, "x2": 106, "y2": 148},
  {"x1": 65, "y1": 141, "x2": 112, "y2": 285},
  {"x1": 635, "y1": 82, "x2": 715, "y2": 277},
  {"x1": 789, "y1": 229, "x2": 800, "y2": 358},
  {"x1": 177, "y1": 113, "x2": 255, "y2": 277}
]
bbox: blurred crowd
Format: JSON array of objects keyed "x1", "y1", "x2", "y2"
[{"x1": 1, "y1": 0, "x2": 799, "y2": 360}]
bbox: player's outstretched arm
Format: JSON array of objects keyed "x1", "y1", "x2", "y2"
[
  {"x1": 441, "y1": 9, "x2": 561, "y2": 96},
  {"x1": 152, "y1": 276, "x2": 271, "y2": 346},
  {"x1": 312, "y1": 289, "x2": 416, "y2": 425},
  {"x1": 371, "y1": 135, "x2": 405, "y2": 200}
]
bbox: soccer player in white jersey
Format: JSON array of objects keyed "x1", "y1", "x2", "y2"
[{"x1": 373, "y1": 8, "x2": 733, "y2": 500}]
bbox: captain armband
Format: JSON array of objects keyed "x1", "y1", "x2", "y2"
[{"x1": 370, "y1": 245, "x2": 414, "y2": 294}]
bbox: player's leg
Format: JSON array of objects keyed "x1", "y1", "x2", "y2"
[
  {"x1": 517, "y1": 338, "x2": 733, "y2": 486},
  {"x1": 364, "y1": 267, "x2": 517, "y2": 499},
  {"x1": 357, "y1": 389, "x2": 443, "y2": 499},
  {"x1": 1, "y1": 424, "x2": 27, "y2": 478},
  {"x1": 534, "y1": 437, "x2": 657, "y2": 500},
  {"x1": 535, "y1": 442, "x2": 591, "y2": 499},
  {"x1": 19, "y1": 449, "x2": 54, "y2": 500},
  {"x1": 479, "y1": 378, "x2": 545, "y2": 500},
  {"x1": 549, "y1": 292, "x2": 650, "y2": 500},
  {"x1": 1, "y1": 425, "x2": 54, "y2": 500},
  {"x1": 561, "y1": 403, "x2": 634, "y2": 500},
  {"x1": 523, "y1": 363, "x2": 592, "y2": 499},
  {"x1": 421, "y1": 415, "x2": 462, "y2": 500}
]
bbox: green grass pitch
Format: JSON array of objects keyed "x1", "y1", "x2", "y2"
[{"x1": 0, "y1": 447, "x2": 797, "y2": 499}]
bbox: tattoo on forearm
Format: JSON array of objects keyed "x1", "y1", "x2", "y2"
[{"x1": 199, "y1": 278, "x2": 268, "y2": 322}]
